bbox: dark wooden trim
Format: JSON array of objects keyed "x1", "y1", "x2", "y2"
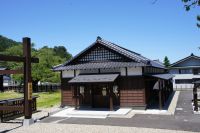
[
  {"x1": 74, "y1": 70, "x2": 76, "y2": 77},
  {"x1": 158, "y1": 80, "x2": 162, "y2": 110},
  {"x1": 193, "y1": 84, "x2": 198, "y2": 111},
  {"x1": 75, "y1": 85, "x2": 78, "y2": 109},
  {"x1": 0, "y1": 75, "x2": 3, "y2": 92},
  {"x1": 23, "y1": 37, "x2": 32, "y2": 119},
  {"x1": 109, "y1": 86, "x2": 113, "y2": 111},
  {"x1": 0, "y1": 54, "x2": 38, "y2": 63},
  {"x1": 125, "y1": 67, "x2": 128, "y2": 76},
  {"x1": 98, "y1": 69, "x2": 100, "y2": 74},
  {"x1": 0, "y1": 106, "x2": 24, "y2": 111},
  {"x1": 0, "y1": 69, "x2": 23, "y2": 74}
]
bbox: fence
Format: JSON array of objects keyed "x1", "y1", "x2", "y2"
[
  {"x1": 2, "y1": 84, "x2": 60, "y2": 93},
  {"x1": 33, "y1": 84, "x2": 60, "y2": 92},
  {"x1": 0, "y1": 96, "x2": 38, "y2": 122}
]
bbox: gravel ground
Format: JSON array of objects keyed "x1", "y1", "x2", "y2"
[
  {"x1": 7, "y1": 123, "x2": 196, "y2": 133},
  {"x1": 0, "y1": 106, "x2": 60, "y2": 133},
  {"x1": 0, "y1": 123, "x2": 22, "y2": 133}
]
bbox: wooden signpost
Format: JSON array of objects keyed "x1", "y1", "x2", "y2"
[{"x1": 0, "y1": 37, "x2": 39, "y2": 125}]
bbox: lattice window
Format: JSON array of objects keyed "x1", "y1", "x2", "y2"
[{"x1": 78, "y1": 46, "x2": 123, "y2": 62}]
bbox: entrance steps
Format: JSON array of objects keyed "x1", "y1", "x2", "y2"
[{"x1": 51, "y1": 108, "x2": 132, "y2": 119}]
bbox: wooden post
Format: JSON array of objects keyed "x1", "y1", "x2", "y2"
[
  {"x1": 91, "y1": 85, "x2": 94, "y2": 108},
  {"x1": 158, "y1": 80, "x2": 162, "y2": 110},
  {"x1": 109, "y1": 85, "x2": 113, "y2": 111},
  {"x1": 193, "y1": 84, "x2": 198, "y2": 111},
  {"x1": 0, "y1": 75, "x2": 3, "y2": 92},
  {"x1": 23, "y1": 37, "x2": 32, "y2": 119},
  {"x1": 75, "y1": 86, "x2": 78, "y2": 110}
]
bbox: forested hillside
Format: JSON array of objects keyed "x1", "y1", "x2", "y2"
[
  {"x1": 0, "y1": 35, "x2": 21, "y2": 52},
  {"x1": 0, "y1": 35, "x2": 72, "y2": 84}
]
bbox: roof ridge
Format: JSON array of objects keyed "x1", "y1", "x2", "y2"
[
  {"x1": 97, "y1": 38, "x2": 149, "y2": 63},
  {"x1": 170, "y1": 54, "x2": 200, "y2": 67},
  {"x1": 57, "y1": 37, "x2": 164, "y2": 69}
]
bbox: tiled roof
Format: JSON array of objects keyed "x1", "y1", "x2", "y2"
[
  {"x1": 54, "y1": 37, "x2": 165, "y2": 71},
  {"x1": 151, "y1": 74, "x2": 174, "y2": 80},
  {"x1": 68, "y1": 74, "x2": 119, "y2": 84},
  {"x1": 170, "y1": 53, "x2": 200, "y2": 68},
  {"x1": 53, "y1": 62, "x2": 147, "y2": 71}
]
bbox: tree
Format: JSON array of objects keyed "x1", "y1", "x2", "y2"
[
  {"x1": 182, "y1": 0, "x2": 200, "y2": 28},
  {"x1": 53, "y1": 46, "x2": 72, "y2": 60},
  {"x1": 0, "y1": 35, "x2": 20, "y2": 52},
  {"x1": 0, "y1": 35, "x2": 72, "y2": 84},
  {"x1": 182, "y1": 0, "x2": 200, "y2": 11},
  {"x1": 163, "y1": 56, "x2": 170, "y2": 68}
]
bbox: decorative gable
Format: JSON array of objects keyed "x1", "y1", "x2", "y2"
[
  {"x1": 173, "y1": 57, "x2": 200, "y2": 67},
  {"x1": 76, "y1": 44, "x2": 130, "y2": 63}
]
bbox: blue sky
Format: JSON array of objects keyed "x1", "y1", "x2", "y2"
[{"x1": 0, "y1": 0, "x2": 200, "y2": 63}]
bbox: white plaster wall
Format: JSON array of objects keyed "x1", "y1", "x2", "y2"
[
  {"x1": 3, "y1": 83, "x2": 9, "y2": 87},
  {"x1": 173, "y1": 74, "x2": 200, "y2": 89},
  {"x1": 76, "y1": 70, "x2": 80, "y2": 76},
  {"x1": 120, "y1": 68, "x2": 126, "y2": 76},
  {"x1": 62, "y1": 70, "x2": 74, "y2": 78},
  {"x1": 127, "y1": 67, "x2": 142, "y2": 76}
]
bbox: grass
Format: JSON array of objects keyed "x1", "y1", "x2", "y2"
[
  {"x1": 0, "y1": 90, "x2": 61, "y2": 108},
  {"x1": 34, "y1": 91, "x2": 61, "y2": 108}
]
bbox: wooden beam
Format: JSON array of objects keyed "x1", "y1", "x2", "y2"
[
  {"x1": 0, "y1": 54, "x2": 39, "y2": 63},
  {"x1": 23, "y1": 37, "x2": 32, "y2": 119},
  {"x1": 158, "y1": 80, "x2": 162, "y2": 110},
  {"x1": 0, "y1": 54, "x2": 24, "y2": 62},
  {"x1": 0, "y1": 69, "x2": 23, "y2": 74},
  {"x1": 0, "y1": 106, "x2": 24, "y2": 111},
  {"x1": 193, "y1": 84, "x2": 198, "y2": 111},
  {"x1": 0, "y1": 75, "x2": 3, "y2": 92},
  {"x1": 109, "y1": 86, "x2": 113, "y2": 111},
  {"x1": 75, "y1": 86, "x2": 78, "y2": 110}
]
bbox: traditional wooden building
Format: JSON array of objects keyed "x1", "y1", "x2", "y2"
[
  {"x1": 169, "y1": 53, "x2": 200, "y2": 90},
  {"x1": 53, "y1": 37, "x2": 174, "y2": 110}
]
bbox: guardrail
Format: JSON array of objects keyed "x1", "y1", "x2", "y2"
[{"x1": 0, "y1": 96, "x2": 38, "y2": 122}]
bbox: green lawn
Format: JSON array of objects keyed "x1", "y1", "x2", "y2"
[{"x1": 0, "y1": 91, "x2": 61, "y2": 108}]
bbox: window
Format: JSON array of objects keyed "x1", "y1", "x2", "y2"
[
  {"x1": 180, "y1": 69, "x2": 192, "y2": 74},
  {"x1": 193, "y1": 69, "x2": 200, "y2": 75},
  {"x1": 175, "y1": 79, "x2": 193, "y2": 84}
]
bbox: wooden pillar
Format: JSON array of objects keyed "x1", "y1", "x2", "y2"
[
  {"x1": 109, "y1": 85, "x2": 113, "y2": 111},
  {"x1": 193, "y1": 84, "x2": 198, "y2": 111},
  {"x1": 75, "y1": 85, "x2": 78, "y2": 110},
  {"x1": 91, "y1": 85, "x2": 94, "y2": 108},
  {"x1": 23, "y1": 37, "x2": 32, "y2": 119},
  {"x1": 158, "y1": 80, "x2": 162, "y2": 110},
  {"x1": 0, "y1": 75, "x2": 3, "y2": 92}
]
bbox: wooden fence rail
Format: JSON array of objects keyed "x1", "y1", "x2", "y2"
[
  {"x1": 0, "y1": 96, "x2": 38, "y2": 122},
  {"x1": 2, "y1": 84, "x2": 60, "y2": 93}
]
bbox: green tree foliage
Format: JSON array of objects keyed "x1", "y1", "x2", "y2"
[
  {"x1": 31, "y1": 46, "x2": 68, "y2": 83},
  {"x1": 0, "y1": 35, "x2": 72, "y2": 84},
  {"x1": 53, "y1": 46, "x2": 72, "y2": 60},
  {"x1": 163, "y1": 56, "x2": 170, "y2": 68},
  {"x1": 0, "y1": 35, "x2": 20, "y2": 52},
  {"x1": 182, "y1": 0, "x2": 200, "y2": 28}
]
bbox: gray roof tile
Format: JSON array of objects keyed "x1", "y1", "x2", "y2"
[
  {"x1": 54, "y1": 37, "x2": 165, "y2": 71},
  {"x1": 68, "y1": 74, "x2": 119, "y2": 83}
]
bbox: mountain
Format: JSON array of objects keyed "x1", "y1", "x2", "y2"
[{"x1": 0, "y1": 35, "x2": 21, "y2": 52}]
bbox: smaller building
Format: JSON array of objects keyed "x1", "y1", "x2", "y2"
[
  {"x1": 54, "y1": 37, "x2": 174, "y2": 110},
  {"x1": 169, "y1": 53, "x2": 200, "y2": 90}
]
